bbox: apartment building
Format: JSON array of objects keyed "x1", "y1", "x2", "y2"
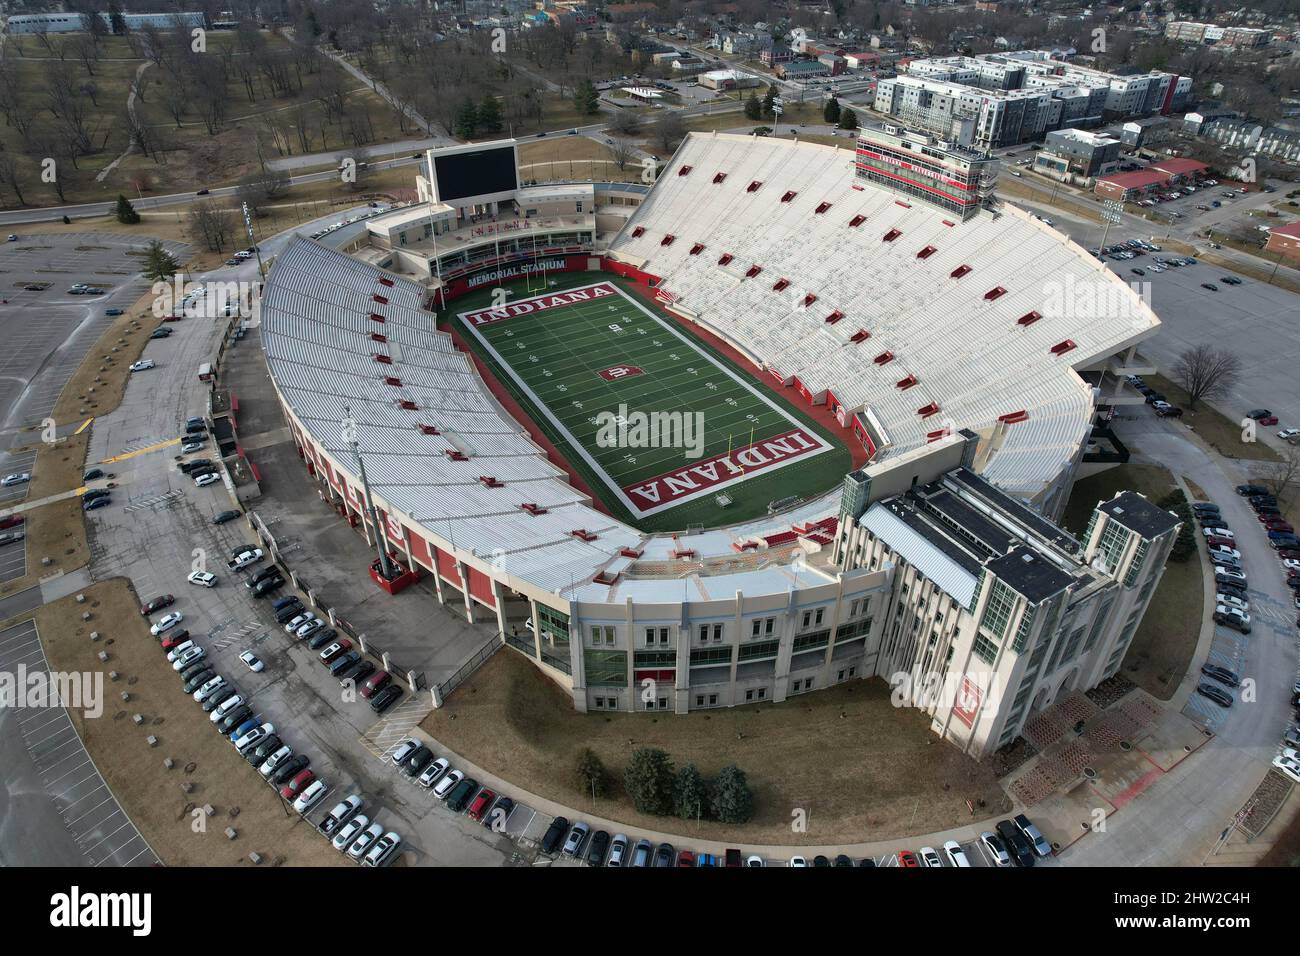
[{"x1": 854, "y1": 122, "x2": 997, "y2": 220}]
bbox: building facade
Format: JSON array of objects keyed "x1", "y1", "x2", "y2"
[{"x1": 854, "y1": 123, "x2": 997, "y2": 221}]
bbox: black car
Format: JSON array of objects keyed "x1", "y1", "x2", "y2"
[
  {"x1": 329, "y1": 651, "x2": 361, "y2": 677},
  {"x1": 250, "y1": 734, "x2": 283, "y2": 763},
  {"x1": 404, "y1": 746, "x2": 434, "y2": 777},
  {"x1": 586, "y1": 830, "x2": 611, "y2": 866},
  {"x1": 308, "y1": 628, "x2": 337, "y2": 651},
  {"x1": 370, "y1": 684, "x2": 403, "y2": 714},
  {"x1": 541, "y1": 816, "x2": 569, "y2": 854},
  {"x1": 995, "y1": 820, "x2": 1035, "y2": 867},
  {"x1": 83, "y1": 468, "x2": 105, "y2": 481},
  {"x1": 212, "y1": 510, "x2": 241, "y2": 524},
  {"x1": 858, "y1": 858, "x2": 877, "y2": 867},
  {"x1": 247, "y1": 565, "x2": 280, "y2": 587},
  {"x1": 274, "y1": 604, "x2": 305, "y2": 624},
  {"x1": 812, "y1": 855, "x2": 831, "y2": 867},
  {"x1": 272, "y1": 754, "x2": 310, "y2": 786},
  {"x1": 834, "y1": 854, "x2": 854, "y2": 867},
  {"x1": 1197, "y1": 682, "x2": 1234, "y2": 707},
  {"x1": 446, "y1": 778, "x2": 479, "y2": 813},
  {"x1": 202, "y1": 686, "x2": 239, "y2": 713},
  {"x1": 189, "y1": 466, "x2": 217, "y2": 479},
  {"x1": 653, "y1": 842, "x2": 674, "y2": 867},
  {"x1": 1200, "y1": 664, "x2": 1240, "y2": 687},
  {"x1": 338, "y1": 660, "x2": 374, "y2": 685},
  {"x1": 150, "y1": 328, "x2": 171, "y2": 339},
  {"x1": 83, "y1": 496, "x2": 112, "y2": 512},
  {"x1": 217, "y1": 705, "x2": 253, "y2": 735},
  {"x1": 178, "y1": 660, "x2": 211, "y2": 683},
  {"x1": 251, "y1": 576, "x2": 284, "y2": 598},
  {"x1": 1237, "y1": 484, "x2": 1268, "y2": 496},
  {"x1": 482, "y1": 796, "x2": 513, "y2": 830},
  {"x1": 181, "y1": 668, "x2": 217, "y2": 694},
  {"x1": 179, "y1": 459, "x2": 213, "y2": 474}
]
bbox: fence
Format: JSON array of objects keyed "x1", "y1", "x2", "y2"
[{"x1": 435, "y1": 632, "x2": 504, "y2": 702}]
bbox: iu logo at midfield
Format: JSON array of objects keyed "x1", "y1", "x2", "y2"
[{"x1": 598, "y1": 365, "x2": 644, "y2": 381}]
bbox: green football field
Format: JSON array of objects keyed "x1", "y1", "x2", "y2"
[{"x1": 451, "y1": 274, "x2": 851, "y2": 531}]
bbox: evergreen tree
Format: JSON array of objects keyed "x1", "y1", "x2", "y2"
[
  {"x1": 672, "y1": 764, "x2": 708, "y2": 820},
  {"x1": 762, "y1": 84, "x2": 777, "y2": 118},
  {"x1": 478, "y1": 94, "x2": 503, "y2": 134},
  {"x1": 838, "y1": 106, "x2": 858, "y2": 130},
  {"x1": 823, "y1": 96, "x2": 841, "y2": 124},
  {"x1": 575, "y1": 748, "x2": 608, "y2": 798},
  {"x1": 744, "y1": 91, "x2": 762, "y2": 120},
  {"x1": 573, "y1": 79, "x2": 600, "y2": 116},
  {"x1": 622, "y1": 747, "x2": 674, "y2": 815},
  {"x1": 141, "y1": 239, "x2": 178, "y2": 282},
  {"x1": 454, "y1": 99, "x2": 479, "y2": 139},
  {"x1": 114, "y1": 194, "x2": 140, "y2": 224},
  {"x1": 710, "y1": 764, "x2": 754, "y2": 824}
]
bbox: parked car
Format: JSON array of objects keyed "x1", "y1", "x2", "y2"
[
  {"x1": 332, "y1": 814, "x2": 370, "y2": 851},
  {"x1": 896, "y1": 850, "x2": 921, "y2": 868},
  {"x1": 446, "y1": 779, "x2": 479, "y2": 812},
  {"x1": 259, "y1": 746, "x2": 294, "y2": 778},
  {"x1": 1201, "y1": 664, "x2": 1240, "y2": 687},
  {"x1": 1197, "y1": 682, "x2": 1234, "y2": 707},
  {"x1": 1013, "y1": 814, "x2": 1052, "y2": 856},
  {"x1": 292, "y1": 779, "x2": 328, "y2": 814},
  {"x1": 360, "y1": 670, "x2": 391, "y2": 699},
  {"x1": 995, "y1": 820, "x2": 1035, "y2": 867},
  {"x1": 433, "y1": 769, "x2": 463, "y2": 800},
  {"x1": 980, "y1": 831, "x2": 1011, "y2": 867},
  {"x1": 541, "y1": 817, "x2": 569, "y2": 855},
  {"x1": 194, "y1": 473, "x2": 220, "y2": 488},
  {"x1": 1214, "y1": 606, "x2": 1251, "y2": 633},
  {"x1": 140, "y1": 595, "x2": 175, "y2": 616},
  {"x1": 150, "y1": 612, "x2": 183, "y2": 636},
  {"x1": 919, "y1": 846, "x2": 943, "y2": 868},
  {"x1": 562, "y1": 822, "x2": 590, "y2": 857},
  {"x1": 943, "y1": 841, "x2": 971, "y2": 867},
  {"x1": 346, "y1": 822, "x2": 384, "y2": 860},
  {"x1": 370, "y1": 684, "x2": 402, "y2": 714},
  {"x1": 186, "y1": 570, "x2": 217, "y2": 588},
  {"x1": 466, "y1": 787, "x2": 497, "y2": 823},
  {"x1": 630, "y1": 838, "x2": 653, "y2": 868},
  {"x1": 362, "y1": 831, "x2": 401, "y2": 867},
  {"x1": 607, "y1": 834, "x2": 629, "y2": 867},
  {"x1": 419, "y1": 758, "x2": 450, "y2": 788},
  {"x1": 212, "y1": 509, "x2": 242, "y2": 524},
  {"x1": 272, "y1": 756, "x2": 312, "y2": 787}
]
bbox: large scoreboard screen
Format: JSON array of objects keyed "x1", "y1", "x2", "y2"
[{"x1": 430, "y1": 143, "x2": 519, "y2": 203}]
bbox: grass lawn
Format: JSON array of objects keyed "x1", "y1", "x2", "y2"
[
  {"x1": 421, "y1": 647, "x2": 1010, "y2": 845},
  {"x1": 449, "y1": 274, "x2": 852, "y2": 531},
  {"x1": 998, "y1": 174, "x2": 1104, "y2": 224},
  {"x1": 1060, "y1": 463, "x2": 1203, "y2": 700},
  {"x1": 1145, "y1": 373, "x2": 1280, "y2": 463}
]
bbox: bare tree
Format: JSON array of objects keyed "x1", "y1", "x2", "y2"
[
  {"x1": 235, "y1": 166, "x2": 290, "y2": 215},
  {"x1": 1171, "y1": 344, "x2": 1242, "y2": 410},
  {"x1": 0, "y1": 153, "x2": 30, "y2": 206},
  {"x1": 1262, "y1": 445, "x2": 1300, "y2": 501},
  {"x1": 652, "y1": 111, "x2": 686, "y2": 154},
  {"x1": 609, "y1": 136, "x2": 635, "y2": 174},
  {"x1": 187, "y1": 200, "x2": 239, "y2": 252}
]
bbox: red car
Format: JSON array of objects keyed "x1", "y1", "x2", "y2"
[
  {"x1": 160, "y1": 629, "x2": 190, "y2": 651},
  {"x1": 1206, "y1": 536, "x2": 1235, "y2": 549},
  {"x1": 1265, "y1": 522, "x2": 1295, "y2": 534},
  {"x1": 676, "y1": 850, "x2": 695, "y2": 867},
  {"x1": 1278, "y1": 549, "x2": 1300, "y2": 561},
  {"x1": 140, "y1": 594, "x2": 175, "y2": 616},
  {"x1": 897, "y1": 850, "x2": 921, "y2": 868},
  {"x1": 359, "y1": 669, "x2": 391, "y2": 700},
  {"x1": 0, "y1": 514, "x2": 23, "y2": 530},
  {"x1": 466, "y1": 788, "x2": 497, "y2": 823},
  {"x1": 1260, "y1": 416, "x2": 1279, "y2": 426},
  {"x1": 280, "y1": 769, "x2": 315, "y2": 800}
]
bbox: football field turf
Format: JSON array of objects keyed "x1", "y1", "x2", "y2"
[{"x1": 452, "y1": 275, "x2": 851, "y2": 531}]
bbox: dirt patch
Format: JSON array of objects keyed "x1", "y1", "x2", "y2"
[
  {"x1": 31, "y1": 579, "x2": 343, "y2": 866},
  {"x1": 422, "y1": 649, "x2": 1010, "y2": 845},
  {"x1": 0, "y1": 497, "x2": 87, "y2": 600}
]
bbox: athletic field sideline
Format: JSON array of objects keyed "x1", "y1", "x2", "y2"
[{"x1": 449, "y1": 274, "x2": 852, "y2": 531}]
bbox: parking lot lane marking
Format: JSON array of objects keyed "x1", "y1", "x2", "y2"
[{"x1": 100, "y1": 437, "x2": 180, "y2": 463}]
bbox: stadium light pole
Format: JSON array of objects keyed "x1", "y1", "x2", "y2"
[{"x1": 343, "y1": 405, "x2": 395, "y2": 580}]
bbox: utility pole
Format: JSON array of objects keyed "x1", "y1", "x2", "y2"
[{"x1": 343, "y1": 405, "x2": 394, "y2": 579}]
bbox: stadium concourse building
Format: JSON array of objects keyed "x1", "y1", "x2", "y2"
[{"x1": 260, "y1": 129, "x2": 1170, "y2": 757}]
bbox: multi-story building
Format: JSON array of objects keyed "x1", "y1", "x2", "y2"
[
  {"x1": 873, "y1": 75, "x2": 1059, "y2": 150},
  {"x1": 1035, "y1": 128, "x2": 1121, "y2": 179},
  {"x1": 1166, "y1": 21, "x2": 1272, "y2": 49},
  {"x1": 854, "y1": 123, "x2": 997, "y2": 220},
  {"x1": 5, "y1": 10, "x2": 206, "y2": 33},
  {"x1": 834, "y1": 433, "x2": 1180, "y2": 757},
  {"x1": 1200, "y1": 119, "x2": 1300, "y2": 166}
]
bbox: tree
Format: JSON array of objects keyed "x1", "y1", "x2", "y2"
[
  {"x1": 744, "y1": 91, "x2": 762, "y2": 120},
  {"x1": 454, "y1": 99, "x2": 478, "y2": 139},
  {"x1": 235, "y1": 166, "x2": 290, "y2": 215},
  {"x1": 573, "y1": 78, "x2": 599, "y2": 116},
  {"x1": 1262, "y1": 445, "x2": 1300, "y2": 501},
  {"x1": 608, "y1": 136, "x2": 635, "y2": 174},
  {"x1": 1171, "y1": 343, "x2": 1242, "y2": 410},
  {"x1": 709, "y1": 764, "x2": 754, "y2": 824},
  {"x1": 653, "y1": 111, "x2": 685, "y2": 154},
  {"x1": 478, "y1": 94, "x2": 503, "y2": 135},
  {"x1": 141, "y1": 239, "x2": 179, "y2": 281},
  {"x1": 622, "y1": 747, "x2": 674, "y2": 815},
  {"x1": 608, "y1": 109, "x2": 640, "y2": 135},
  {"x1": 823, "y1": 96, "x2": 841, "y2": 124},
  {"x1": 838, "y1": 106, "x2": 858, "y2": 130},
  {"x1": 186, "y1": 200, "x2": 238, "y2": 253},
  {"x1": 672, "y1": 764, "x2": 708, "y2": 820},
  {"x1": 575, "y1": 748, "x2": 608, "y2": 798},
  {"x1": 762, "y1": 84, "x2": 776, "y2": 118},
  {"x1": 114, "y1": 194, "x2": 140, "y2": 224}
]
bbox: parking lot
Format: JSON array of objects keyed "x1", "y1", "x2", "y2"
[
  {"x1": 0, "y1": 620, "x2": 158, "y2": 866},
  {"x1": 0, "y1": 529, "x2": 26, "y2": 584},
  {"x1": 0, "y1": 232, "x2": 189, "y2": 505}
]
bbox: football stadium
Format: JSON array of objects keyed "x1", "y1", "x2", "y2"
[{"x1": 260, "y1": 125, "x2": 1171, "y2": 756}]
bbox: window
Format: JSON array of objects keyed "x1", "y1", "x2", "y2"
[
  {"x1": 589, "y1": 625, "x2": 616, "y2": 646},
  {"x1": 584, "y1": 650, "x2": 627, "y2": 687},
  {"x1": 973, "y1": 633, "x2": 999, "y2": 664},
  {"x1": 644, "y1": 627, "x2": 669, "y2": 646},
  {"x1": 1096, "y1": 521, "x2": 1130, "y2": 575},
  {"x1": 980, "y1": 579, "x2": 1018, "y2": 640}
]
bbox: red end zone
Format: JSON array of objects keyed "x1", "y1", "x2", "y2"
[
  {"x1": 458, "y1": 281, "x2": 619, "y2": 327},
  {"x1": 624, "y1": 427, "x2": 827, "y2": 513}
]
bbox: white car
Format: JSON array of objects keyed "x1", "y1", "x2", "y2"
[
  {"x1": 233, "y1": 722, "x2": 274, "y2": 754},
  {"x1": 296, "y1": 620, "x2": 324, "y2": 640},
  {"x1": 1201, "y1": 527, "x2": 1233, "y2": 540},
  {"x1": 788, "y1": 856, "x2": 807, "y2": 867},
  {"x1": 1214, "y1": 568, "x2": 1247, "y2": 586},
  {"x1": 1216, "y1": 593, "x2": 1249, "y2": 612},
  {"x1": 239, "y1": 650, "x2": 264, "y2": 672},
  {"x1": 259, "y1": 745, "x2": 293, "y2": 777},
  {"x1": 172, "y1": 646, "x2": 205, "y2": 671},
  {"x1": 284, "y1": 613, "x2": 314, "y2": 634},
  {"x1": 1, "y1": 473, "x2": 31, "y2": 486},
  {"x1": 187, "y1": 570, "x2": 217, "y2": 588},
  {"x1": 1208, "y1": 545, "x2": 1241, "y2": 561},
  {"x1": 1277, "y1": 428, "x2": 1300, "y2": 442},
  {"x1": 180, "y1": 441, "x2": 205, "y2": 454},
  {"x1": 129, "y1": 360, "x2": 155, "y2": 372},
  {"x1": 419, "y1": 757, "x2": 449, "y2": 788},
  {"x1": 332, "y1": 814, "x2": 370, "y2": 850},
  {"x1": 227, "y1": 548, "x2": 263, "y2": 570},
  {"x1": 150, "y1": 612, "x2": 183, "y2": 636},
  {"x1": 320, "y1": 795, "x2": 364, "y2": 836},
  {"x1": 390, "y1": 738, "x2": 420, "y2": 767},
  {"x1": 209, "y1": 694, "x2": 244, "y2": 723},
  {"x1": 1273, "y1": 755, "x2": 1300, "y2": 785},
  {"x1": 363, "y1": 831, "x2": 402, "y2": 867},
  {"x1": 919, "y1": 846, "x2": 942, "y2": 867},
  {"x1": 346, "y1": 822, "x2": 384, "y2": 860},
  {"x1": 1215, "y1": 605, "x2": 1251, "y2": 626},
  {"x1": 293, "y1": 779, "x2": 329, "y2": 814},
  {"x1": 433, "y1": 768, "x2": 463, "y2": 800},
  {"x1": 193, "y1": 676, "x2": 226, "y2": 702},
  {"x1": 194, "y1": 473, "x2": 220, "y2": 487},
  {"x1": 164, "y1": 640, "x2": 195, "y2": 663},
  {"x1": 980, "y1": 831, "x2": 1010, "y2": 866},
  {"x1": 942, "y1": 840, "x2": 970, "y2": 867},
  {"x1": 1283, "y1": 559, "x2": 1300, "y2": 573}
]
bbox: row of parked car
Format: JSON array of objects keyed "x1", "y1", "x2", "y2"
[
  {"x1": 319, "y1": 794, "x2": 403, "y2": 866},
  {"x1": 1125, "y1": 375, "x2": 1183, "y2": 419}
]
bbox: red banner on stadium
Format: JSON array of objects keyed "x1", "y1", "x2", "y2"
[
  {"x1": 623, "y1": 427, "x2": 827, "y2": 513},
  {"x1": 458, "y1": 281, "x2": 618, "y2": 327}
]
